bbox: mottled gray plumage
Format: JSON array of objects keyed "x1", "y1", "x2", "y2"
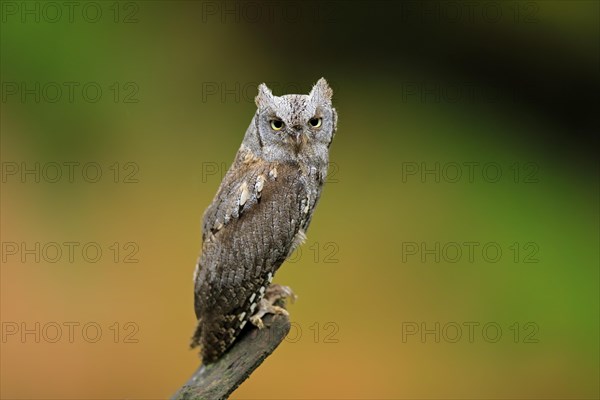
[{"x1": 191, "y1": 78, "x2": 337, "y2": 363}]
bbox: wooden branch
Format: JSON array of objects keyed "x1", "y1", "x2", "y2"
[{"x1": 172, "y1": 312, "x2": 291, "y2": 400}]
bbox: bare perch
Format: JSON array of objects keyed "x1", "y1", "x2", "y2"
[{"x1": 172, "y1": 313, "x2": 291, "y2": 400}]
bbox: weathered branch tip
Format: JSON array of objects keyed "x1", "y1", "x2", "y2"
[{"x1": 172, "y1": 312, "x2": 291, "y2": 400}]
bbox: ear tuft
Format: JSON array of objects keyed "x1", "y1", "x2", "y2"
[
  {"x1": 255, "y1": 83, "x2": 274, "y2": 109},
  {"x1": 309, "y1": 78, "x2": 333, "y2": 104}
]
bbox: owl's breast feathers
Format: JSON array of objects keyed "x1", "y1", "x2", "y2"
[{"x1": 193, "y1": 148, "x2": 323, "y2": 362}]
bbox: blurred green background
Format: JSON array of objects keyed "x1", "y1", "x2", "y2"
[{"x1": 1, "y1": 1, "x2": 598, "y2": 399}]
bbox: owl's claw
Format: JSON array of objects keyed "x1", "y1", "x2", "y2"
[
  {"x1": 249, "y1": 299, "x2": 288, "y2": 329},
  {"x1": 249, "y1": 313, "x2": 265, "y2": 329},
  {"x1": 249, "y1": 284, "x2": 295, "y2": 329}
]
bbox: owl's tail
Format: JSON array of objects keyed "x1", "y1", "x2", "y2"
[{"x1": 189, "y1": 318, "x2": 202, "y2": 349}]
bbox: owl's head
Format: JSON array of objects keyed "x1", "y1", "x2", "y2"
[{"x1": 244, "y1": 78, "x2": 337, "y2": 164}]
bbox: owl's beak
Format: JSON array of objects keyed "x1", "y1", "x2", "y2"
[{"x1": 289, "y1": 125, "x2": 304, "y2": 145}]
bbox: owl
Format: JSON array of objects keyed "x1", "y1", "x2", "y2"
[{"x1": 191, "y1": 78, "x2": 337, "y2": 363}]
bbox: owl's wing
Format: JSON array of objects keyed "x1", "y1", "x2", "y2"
[
  {"x1": 200, "y1": 151, "x2": 269, "y2": 244},
  {"x1": 193, "y1": 150, "x2": 307, "y2": 362}
]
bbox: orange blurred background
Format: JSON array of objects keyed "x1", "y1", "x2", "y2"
[{"x1": 1, "y1": 1, "x2": 598, "y2": 399}]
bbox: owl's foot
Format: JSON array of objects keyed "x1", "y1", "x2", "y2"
[
  {"x1": 249, "y1": 300, "x2": 288, "y2": 329},
  {"x1": 266, "y1": 284, "x2": 297, "y2": 304},
  {"x1": 249, "y1": 284, "x2": 296, "y2": 329}
]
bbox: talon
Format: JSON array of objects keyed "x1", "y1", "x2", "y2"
[
  {"x1": 271, "y1": 305, "x2": 289, "y2": 316},
  {"x1": 248, "y1": 284, "x2": 295, "y2": 329},
  {"x1": 250, "y1": 315, "x2": 264, "y2": 329}
]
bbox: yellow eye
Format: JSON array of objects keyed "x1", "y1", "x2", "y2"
[
  {"x1": 270, "y1": 119, "x2": 284, "y2": 131},
  {"x1": 309, "y1": 117, "x2": 322, "y2": 128}
]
